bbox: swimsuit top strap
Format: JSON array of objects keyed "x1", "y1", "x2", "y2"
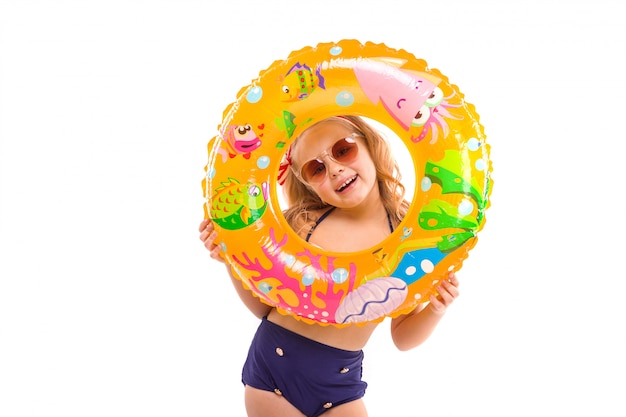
[
  {"x1": 305, "y1": 207, "x2": 336, "y2": 242},
  {"x1": 305, "y1": 207, "x2": 394, "y2": 242},
  {"x1": 387, "y1": 211, "x2": 394, "y2": 233}
]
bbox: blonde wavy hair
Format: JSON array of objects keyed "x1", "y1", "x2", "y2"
[{"x1": 282, "y1": 115, "x2": 410, "y2": 237}]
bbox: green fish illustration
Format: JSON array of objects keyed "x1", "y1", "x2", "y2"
[{"x1": 210, "y1": 177, "x2": 269, "y2": 230}]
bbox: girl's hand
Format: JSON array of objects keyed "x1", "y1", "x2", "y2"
[
  {"x1": 428, "y1": 271, "x2": 460, "y2": 315},
  {"x1": 198, "y1": 219, "x2": 225, "y2": 263}
]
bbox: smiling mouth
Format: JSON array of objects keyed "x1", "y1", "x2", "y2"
[{"x1": 336, "y1": 175, "x2": 357, "y2": 192}]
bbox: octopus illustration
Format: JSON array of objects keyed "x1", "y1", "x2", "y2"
[{"x1": 410, "y1": 89, "x2": 462, "y2": 144}]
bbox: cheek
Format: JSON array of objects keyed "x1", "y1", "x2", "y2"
[
  {"x1": 313, "y1": 183, "x2": 336, "y2": 199},
  {"x1": 356, "y1": 159, "x2": 377, "y2": 177}
]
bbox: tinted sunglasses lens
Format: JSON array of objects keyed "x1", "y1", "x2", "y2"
[
  {"x1": 301, "y1": 159, "x2": 326, "y2": 183},
  {"x1": 301, "y1": 137, "x2": 359, "y2": 184},
  {"x1": 331, "y1": 137, "x2": 358, "y2": 162}
]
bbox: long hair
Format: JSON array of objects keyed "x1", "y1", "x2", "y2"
[{"x1": 282, "y1": 116, "x2": 410, "y2": 237}]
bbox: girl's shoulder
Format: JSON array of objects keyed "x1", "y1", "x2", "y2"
[
  {"x1": 309, "y1": 206, "x2": 334, "y2": 220},
  {"x1": 283, "y1": 205, "x2": 329, "y2": 240}
]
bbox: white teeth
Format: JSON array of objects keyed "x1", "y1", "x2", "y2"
[{"x1": 337, "y1": 176, "x2": 356, "y2": 191}]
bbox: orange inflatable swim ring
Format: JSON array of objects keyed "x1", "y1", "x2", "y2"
[{"x1": 203, "y1": 39, "x2": 492, "y2": 327}]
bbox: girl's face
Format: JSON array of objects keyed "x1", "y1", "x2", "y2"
[{"x1": 291, "y1": 120, "x2": 379, "y2": 208}]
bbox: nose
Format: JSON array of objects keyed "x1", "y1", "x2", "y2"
[{"x1": 322, "y1": 155, "x2": 344, "y2": 177}]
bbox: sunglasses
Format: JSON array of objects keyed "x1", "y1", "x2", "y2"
[{"x1": 292, "y1": 135, "x2": 360, "y2": 184}]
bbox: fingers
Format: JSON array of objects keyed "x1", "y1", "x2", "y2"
[
  {"x1": 447, "y1": 271, "x2": 459, "y2": 287},
  {"x1": 198, "y1": 219, "x2": 226, "y2": 263},
  {"x1": 441, "y1": 273, "x2": 460, "y2": 299},
  {"x1": 198, "y1": 218, "x2": 210, "y2": 232},
  {"x1": 429, "y1": 271, "x2": 460, "y2": 313},
  {"x1": 199, "y1": 218, "x2": 214, "y2": 241}
]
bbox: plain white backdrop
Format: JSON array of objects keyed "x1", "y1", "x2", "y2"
[{"x1": 1, "y1": 1, "x2": 624, "y2": 416}]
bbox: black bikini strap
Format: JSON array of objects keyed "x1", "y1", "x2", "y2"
[
  {"x1": 305, "y1": 207, "x2": 336, "y2": 242},
  {"x1": 387, "y1": 211, "x2": 394, "y2": 233}
]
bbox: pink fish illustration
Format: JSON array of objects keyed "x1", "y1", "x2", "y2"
[
  {"x1": 220, "y1": 124, "x2": 263, "y2": 160},
  {"x1": 353, "y1": 59, "x2": 440, "y2": 131}
]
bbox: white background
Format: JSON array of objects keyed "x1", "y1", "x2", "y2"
[{"x1": 1, "y1": 1, "x2": 624, "y2": 416}]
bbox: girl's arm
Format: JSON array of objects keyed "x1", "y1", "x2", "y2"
[
  {"x1": 199, "y1": 219, "x2": 272, "y2": 319},
  {"x1": 223, "y1": 264, "x2": 273, "y2": 319},
  {"x1": 390, "y1": 272, "x2": 460, "y2": 351}
]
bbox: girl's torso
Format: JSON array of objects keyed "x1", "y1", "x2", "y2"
[
  {"x1": 305, "y1": 206, "x2": 394, "y2": 253},
  {"x1": 267, "y1": 308, "x2": 380, "y2": 351},
  {"x1": 269, "y1": 205, "x2": 393, "y2": 351}
]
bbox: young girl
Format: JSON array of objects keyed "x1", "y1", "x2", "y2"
[{"x1": 199, "y1": 115, "x2": 460, "y2": 417}]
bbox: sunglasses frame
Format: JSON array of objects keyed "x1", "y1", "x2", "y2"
[{"x1": 290, "y1": 133, "x2": 362, "y2": 185}]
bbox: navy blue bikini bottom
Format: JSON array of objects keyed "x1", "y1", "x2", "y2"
[{"x1": 242, "y1": 316, "x2": 368, "y2": 417}]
